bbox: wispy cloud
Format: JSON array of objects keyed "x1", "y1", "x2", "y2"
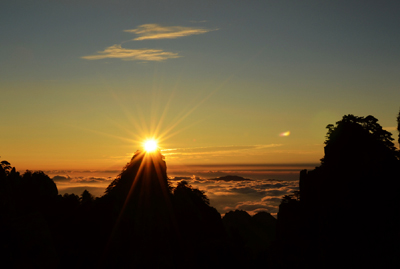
[
  {"x1": 124, "y1": 24, "x2": 216, "y2": 40},
  {"x1": 162, "y1": 144, "x2": 282, "y2": 157},
  {"x1": 81, "y1": 44, "x2": 180, "y2": 61}
]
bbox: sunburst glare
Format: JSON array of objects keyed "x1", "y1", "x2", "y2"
[{"x1": 143, "y1": 139, "x2": 158, "y2": 152}]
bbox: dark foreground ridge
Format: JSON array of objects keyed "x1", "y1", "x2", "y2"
[{"x1": 1, "y1": 112, "x2": 400, "y2": 268}]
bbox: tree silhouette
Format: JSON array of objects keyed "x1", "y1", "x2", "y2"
[
  {"x1": 322, "y1": 114, "x2": 398, "y2": 165},
  {"x1": 171, "y1": 180, "x2": 226, "y2": 267},
  {"x1": 397, "y1": 108, "x2": 400, "y2": 146},
  {"x1": 0, "y1": 160, "x2": 11, "y2": 176},
  {"x1": 21, "y1": 170, "x2": 58, "y2": 210},
  {"x1": 173, "y1": 180, "x2": 209, "y2": 205},
  {"x1": 0, "y1": 161, "x2": 60, "y2": 268},
  {"x1": 80, "y1": 189, "x2": 94, "y2": 205}
]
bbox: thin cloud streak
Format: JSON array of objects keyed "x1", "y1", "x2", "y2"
[
  {"x1": 82, "y1": 44, "x2": 180, "y2": 61},
  {"x1": 124, "y1": 24, "x2": 216, "y2": 40},
  {"x1": 162, "y1": 144, "x2": 282, "y2": 157}
]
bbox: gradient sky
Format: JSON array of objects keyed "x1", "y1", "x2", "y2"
[{"x1": 1, "y1": 0, "x2": 400, "y2": 172}]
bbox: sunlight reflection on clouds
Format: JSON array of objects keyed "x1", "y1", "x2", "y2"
[
  {"x1": 82, "y1": 44, "x2": 180, "y2": 61},
  {"x1": 124, "y1": 24, "x2": 216, "y2": 40}
]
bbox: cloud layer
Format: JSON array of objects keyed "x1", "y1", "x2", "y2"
[
  {"x1": 169, "y1": 176, "x2": 299, "y2": 217},
  {"x1": 50, "y1": 164, "x2": 309, "y2": 217},
  {"x1": 82, "y1": 44, "x2": 180, "y2": 61},
  {"x1": 124, "y1": 24, "x2": 215, "y2": 40}
]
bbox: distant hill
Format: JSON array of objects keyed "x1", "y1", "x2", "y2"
[{"x1": 58, "y1": 186, "x2": 105, "y2": 197}]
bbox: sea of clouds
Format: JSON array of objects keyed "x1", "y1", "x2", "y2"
[
  {"x1": 47, "y1": 164, "x2": 317, "y2": 217},
  {"x1": 169, "y1": 176, "x2": 300, "y2": 217}
]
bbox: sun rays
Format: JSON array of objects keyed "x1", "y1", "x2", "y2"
[
  {"x1": 97, "y1": 85, "x2": 214, "y2": 158},
  {"x1": 68, "y1": 42, "x2": 268, "y2": 164}
]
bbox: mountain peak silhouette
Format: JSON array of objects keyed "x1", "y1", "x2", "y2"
[
  {"x1": 100, "y1": 149, "x2": 177, "y2": 267},
  {"x1": 104, "y1": 149, "x2": 170, "y2": 206}
]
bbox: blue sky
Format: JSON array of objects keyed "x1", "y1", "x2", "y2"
[{"x1": 1, "y1": 0, "x2": 400, "y2": 171}]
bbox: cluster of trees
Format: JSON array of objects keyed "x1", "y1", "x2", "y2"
[
  {"x1": 0, "y1": 151, "x2": 277, "y2": 268},
  {"x1": 278, "y1": 113, "x2": 400, "y2": 268},
  {"x1": 0, "y1": 162, "x2": 102, "y2": 267},
  {"x1": 1, "y1": 111, "x2": 399, "y2": 268}
]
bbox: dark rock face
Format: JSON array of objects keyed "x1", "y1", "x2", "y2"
[
  {"x1": 222, "y1": 210, "x2": 277, "y2": 267},
  {"x1": 277, "y1": 115, "x2": 400, "y2": 268}
]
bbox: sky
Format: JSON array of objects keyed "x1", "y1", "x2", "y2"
[{"x1": 2, "y1": 0, "x2": 400, "y2": 176}]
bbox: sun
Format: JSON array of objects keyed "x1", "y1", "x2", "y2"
[{"x1": 143, "y1": 139, "x2": 158, "y2": 152}]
